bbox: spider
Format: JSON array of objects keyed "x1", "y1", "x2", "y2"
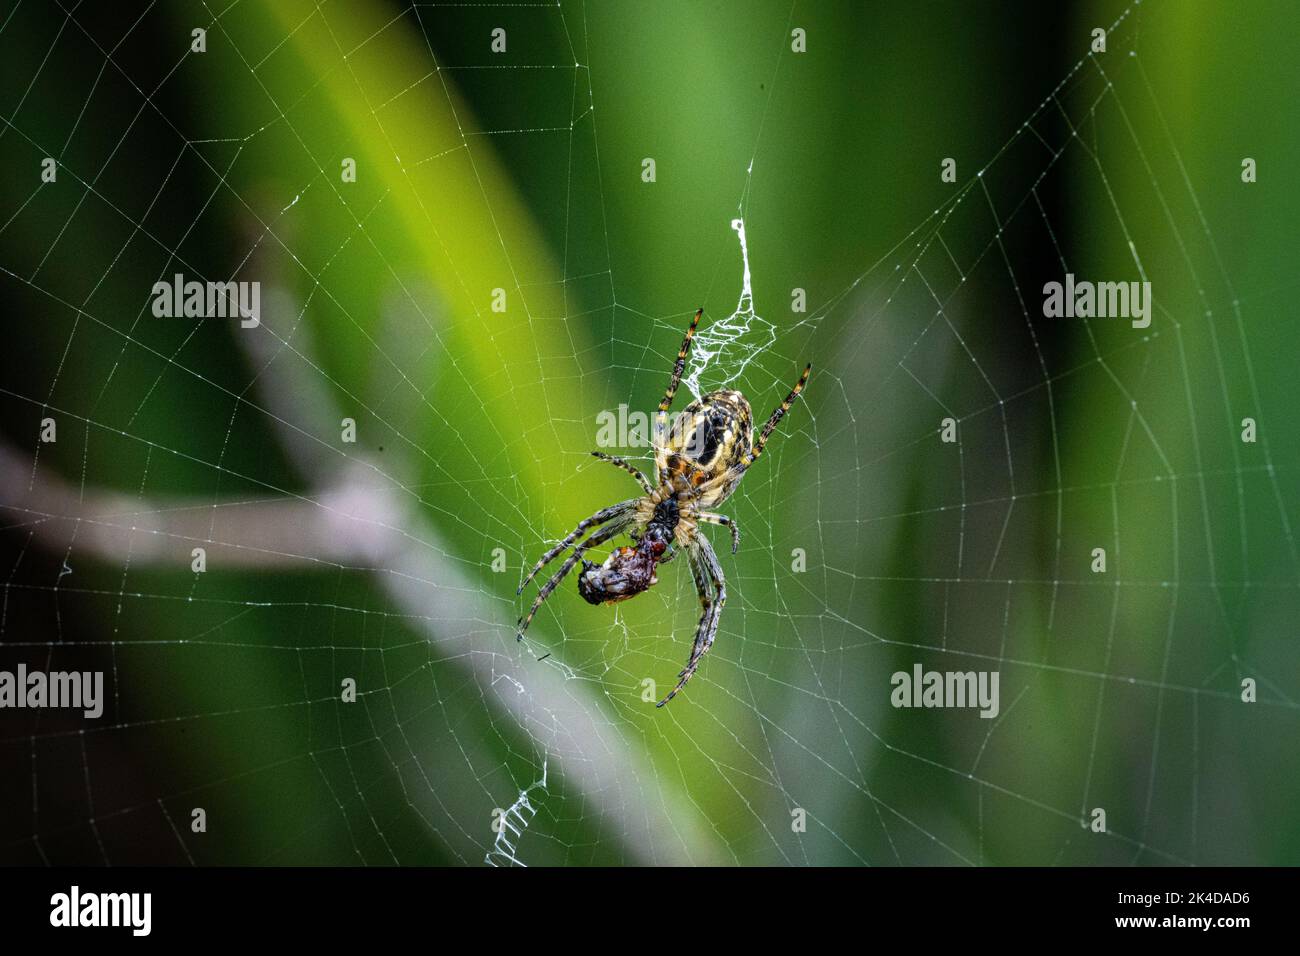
[{"x1": 516, "y1": 308, "x2": 811, "y2": 706}]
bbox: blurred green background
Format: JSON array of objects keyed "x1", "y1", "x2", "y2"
[{"x1": 0, "y1": 0, "x2": 1296, "y2": 865}]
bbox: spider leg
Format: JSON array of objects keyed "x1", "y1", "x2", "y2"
[
  {"x1": 590, "y1": 451, "x2": 653, "y2": 495},
  {"x1": 743, "y1": 362, "x2": 812, "y2": 468},
  {"x1": 518, "y1": 518, "x2": 632, "y2": 639},
  {"x1": 518, "y1": 499, "x2": 637, "y2": 594},
  {"x1": 657, "y1": 309, "x2": 703, "y2": 416},
  {"x1": 657, "y1": 536, "x2": 726, "y2": 706},
  {"x1": 697, "y1": 511, "x2": 740, "y2": 554},
  {"x1": 654, "y1": 309, "x2": 703, "y2": 483}
]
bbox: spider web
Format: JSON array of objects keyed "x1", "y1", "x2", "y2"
[
  {"x1": 680, "y1": 214, "x2": 781, "y2": 402},
  {"x1": 0, "y1": 0, "x2": 1297, "y2": 867}
]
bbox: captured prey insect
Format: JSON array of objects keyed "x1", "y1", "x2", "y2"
[{"x1": 516, "y1": 309, "x2": 812, "y2": 706}]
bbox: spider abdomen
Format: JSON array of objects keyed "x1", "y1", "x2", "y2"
[{"x1": 664, "y1": 389, "x2": 753, "y2": 486}]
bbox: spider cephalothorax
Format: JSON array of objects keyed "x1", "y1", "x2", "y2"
[{"x1": 517, "y1": 309, "x2": 811, "y2": 706}]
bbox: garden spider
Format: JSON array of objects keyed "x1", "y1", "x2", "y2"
[{"x1": 517, "y1": 308, "x2": 812, "y2": 706}]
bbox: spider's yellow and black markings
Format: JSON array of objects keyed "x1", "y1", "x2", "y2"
[{"x1": 517, "y1": 309, "x2": 812, "y2": 706}]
